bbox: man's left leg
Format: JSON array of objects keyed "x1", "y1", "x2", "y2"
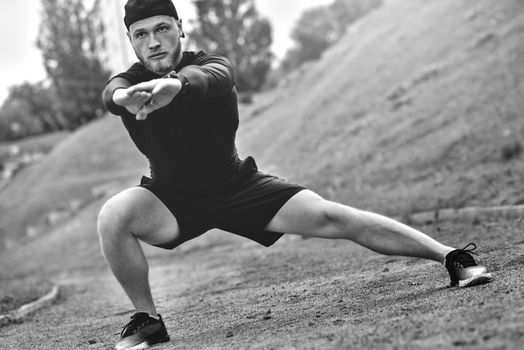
[{"x1": 265, "y1": 190, "x2": 492, "y2": 287}]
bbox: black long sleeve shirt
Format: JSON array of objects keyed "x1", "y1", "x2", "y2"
[{"x1": 103, "y1": 51, "x2": 243, "y2": 193}]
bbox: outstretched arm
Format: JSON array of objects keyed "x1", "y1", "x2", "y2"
[
  {"x1": 176, "y1": 54, "x2": 236, "y2": 99},
  {"x1": 103, "y1": 53, "x2": 236, "y2": 120},
  {"x1": 125, "y1": 53, "x2": 236, "y2": 120}
]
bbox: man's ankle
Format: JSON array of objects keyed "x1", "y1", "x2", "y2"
[
  {"x1": 149, "y1": 313, "x2": 160, "y2": 320},
  {"x1": 135, "y1": 310, "x2": 159, "y2": 319}
]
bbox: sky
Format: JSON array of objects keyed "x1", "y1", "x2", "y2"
[{"x1": 0, "y1": 0, "x2": 332, "y2": 103}]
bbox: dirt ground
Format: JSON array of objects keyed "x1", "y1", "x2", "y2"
[
  {"x1": 1, "y1": 1, "x2": 523, "y2": 349},
  {"x1": 1, "y1": 217, "x2": 522, "y2": 350}
]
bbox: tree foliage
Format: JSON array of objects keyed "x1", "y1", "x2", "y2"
[
  {"x1": 188, "y1": 0, "x2": 273, "y2": 92},
  {"x1": 0, "y1": 82, "x2": 62, "y2": 141},
  {"x1": 36, "y1": 0, "x2": 109, "y2": 130},
  {"x1": 281, "y1": 0, "x2": 382, "y2": 72}
]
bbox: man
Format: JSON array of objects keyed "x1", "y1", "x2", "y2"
[{"x1": 100, "y1": 0, "x2": 493, "y2": 349}]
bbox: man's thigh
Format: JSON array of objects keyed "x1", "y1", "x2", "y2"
[
  {"x1": 101, "y1": 186, "x2": 181, "y2": 246},
  {"x1": 264, "y1": 189, "x2": 336, "y2": 237}
]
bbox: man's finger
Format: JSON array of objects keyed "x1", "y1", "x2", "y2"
[
  {"x1": 136, "y1": 109, "x2": 149, "y2": 121},
  {"x1": 131, "y1": 92, "x2": 152, "y2": 104},
  {"x1": 127, "y1": 80, "x2": 159, "y2": 94},
  {"x1": 140, "y1": 101, "x2": 158, "y2": 115},
  {"x1": 131, "y1": 91, "x2": 150, "y2": 98}
]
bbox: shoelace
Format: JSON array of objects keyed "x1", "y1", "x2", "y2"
[
  {"x1": 451, "y1": 243, "x2": 478, "y2": 268},
  {"x1": 460, "y1": 243, "x2": 478, "y2": 254},
  {"x1": 120, "y1": 313, "x2": 151, "y2": 338}
]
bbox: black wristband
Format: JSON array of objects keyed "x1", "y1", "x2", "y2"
[{"x1": 163, "y1": 71, "x2": 189, "y2": 95}]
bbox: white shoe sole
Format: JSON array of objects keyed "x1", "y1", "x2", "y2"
[
  {"x1": 115, "y1": 340, "x2": 149, "y2": 350},
  {"x1": 115, "y1": 336, "x2": 170, "y2": 350},
  {"x1": 457, "y1": 272, "x2": 493, "y2": 288}
]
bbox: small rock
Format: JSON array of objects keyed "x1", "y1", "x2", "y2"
[
  {"x1": 263, "y1": 309, "x2": 272, "y2": 320},
  {"x1": 88, "y1": 339, "x2": 97, "y2": 345},
  {"x1": 452, "y1": 340, "x2": 468, "y2": 346},
  {"x1": 226, "y1": 331, "x2": 234, "y2": 338}
]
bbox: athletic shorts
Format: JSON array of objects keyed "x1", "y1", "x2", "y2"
[{"x1": 138, "y1": 156, "x2": 305, "y2": 250}]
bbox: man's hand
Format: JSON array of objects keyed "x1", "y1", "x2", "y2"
[
  {"x1": 113, "y1": 88, "x2": 152, "y2": 115},
  {"x1": 127, "y1": 78, "x2": 183, "y2": 120}
]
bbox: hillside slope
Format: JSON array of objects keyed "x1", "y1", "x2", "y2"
[
  {"x1": 239, "y1": 0, "x2": 524, "y2": 215},
  {"x1": 0, "y1": 117, "x2": 147, "y2": 249},
  {"x1": 1, "y1": 0, "x2": 523, "y2": 275}
]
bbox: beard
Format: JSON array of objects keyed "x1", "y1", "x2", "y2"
[{"x1": 137, "y1": 45, "x2": 181, "y2": 75}]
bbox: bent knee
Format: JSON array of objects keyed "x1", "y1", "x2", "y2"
[
  {"x1": 97, "y1": 194, "x2": 135, "y2": 239},
  {"x1": 97, "y1": 188, "x2": 180, "y2": 246}
]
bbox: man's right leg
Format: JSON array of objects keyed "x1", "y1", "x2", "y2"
[{"x1": 97, "y1": 187, "x2": 180, "y2": 316}]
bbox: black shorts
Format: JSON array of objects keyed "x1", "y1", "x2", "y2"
[{"x1": 138, "y1": 157, "x2": 305, "y2": 250}]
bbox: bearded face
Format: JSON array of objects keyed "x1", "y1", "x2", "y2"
[
  {"x1": 137, "y1": 45, "x2": 181, "y2": 75},
  {"x1": 128, "y1": 15, "x2": 184, "y2": 75}
]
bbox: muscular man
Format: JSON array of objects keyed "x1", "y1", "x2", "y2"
[{"x1": 100, "y1": 0, "x2": 492, "y2": 349}]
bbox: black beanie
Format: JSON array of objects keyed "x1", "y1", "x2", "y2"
[{"x1": 124, "y1": 0, "x2": 179, "y2": 30}]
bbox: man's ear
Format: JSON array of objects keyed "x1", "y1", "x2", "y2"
[
  {"x1": 177, "y1": 19, "x2": 185, "y2": 38},
  {"x1": 126, "y1": 31, "x2": 132, "y2": 43}
]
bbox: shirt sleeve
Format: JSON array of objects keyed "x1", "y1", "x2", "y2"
[{"x1": 177, "y1": 52, "x2": 236, "y2": 100}]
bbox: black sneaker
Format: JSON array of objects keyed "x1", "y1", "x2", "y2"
[
  {"x1": 445, "y1": 243, "x2": 493, "y2": 288},
  {"x1": 115, "y1": 312, "x2": 170, "y2": 350}
]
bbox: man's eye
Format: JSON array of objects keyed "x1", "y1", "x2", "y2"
[
  {"x1": 157, "y1": 26, "x2": 167, "y2": 33},
  {"x1": 136, "y1": 32, "x2": 146, "y2": 39}
]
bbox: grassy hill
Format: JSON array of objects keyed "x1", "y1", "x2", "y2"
[{"x1": 1, "y1": 0, "x2": 523, "y2": 278}]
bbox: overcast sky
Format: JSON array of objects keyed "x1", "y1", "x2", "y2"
[{"x1": 0, "y1": 0, "x2": 332, "y2": 103}]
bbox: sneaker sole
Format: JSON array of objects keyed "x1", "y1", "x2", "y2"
[
  {"x1": 115, "y1": 335, "x2": 170, "y2": 350},
  {"x1": 457, "y1": 273, "x2": 493, "y2": 288}
]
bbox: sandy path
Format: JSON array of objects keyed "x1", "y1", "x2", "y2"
[{"x1": 1, "y1": 219, "x2": 523, "y2": 350}]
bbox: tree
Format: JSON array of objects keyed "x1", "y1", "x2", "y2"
[
  {"x1": 0, "y1": 82, "x2": 63, "y2": 141},
  {"x1": 7, "y1": 83, "x2": 62, "y2": 131},
  {"x1": 283, "y1": 6, "x2": 337, "y2": 71},
  {"x1": 189, "y1": 0, "x2": 273, "y2": 92},
  {"x1": 0, "y1": 96, "x2": 38, "y2": 141},
  {"x1": 281, "y1": 0, "x2": 382, "y2": 72},
  {"x1": 36, "y1": 0, "x2": 110, "y2": 130},
  {"x1": 331, "y1": 0, "x2": 383, "y2": 29}
]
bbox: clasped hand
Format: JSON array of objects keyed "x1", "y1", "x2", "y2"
[{"x1": 113, "y1": 78, "x2": 182, "y2": 120}]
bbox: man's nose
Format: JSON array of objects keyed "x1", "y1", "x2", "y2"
[{"x1": 148, "y1": 35, "x2": 161, "y2": 50}]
